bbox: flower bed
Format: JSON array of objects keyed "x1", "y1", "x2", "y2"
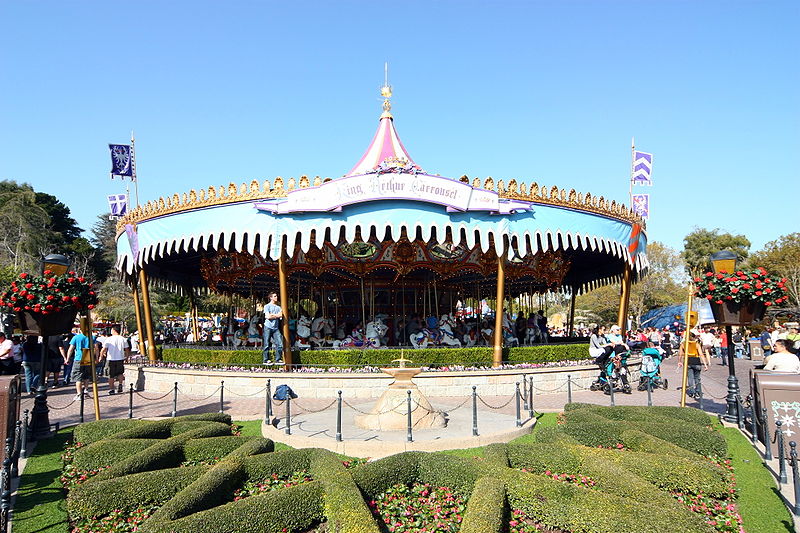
[{"x1": 232, "y1": 471, "x2": 313, "y2": 501}]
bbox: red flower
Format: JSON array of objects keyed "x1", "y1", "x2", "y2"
[
  {"x1": 71, "y1": 296, "x2": 79, "y2": 302},
  {"x1": 24, "y1": 283, "x2": 32, "y2": 289},
  {"x1": 731, "y1": 287, "x2": 739, "y2": 293},
  {"x1": 62, "y1": 296, "x2": 71, "y2": 302},
  {"x1": 755, "y1": 282, "x2": 763, "y2": 289},
  {"x1": 42, "y1": 269, "x2": 53, "y2": 276},
  {"x1": 716, "y1": 273, "x2": 724, "y2": 279},
  {"x1": 755, "y1": 291, "x2": 762, "y2": 296},
  {"x1": 765, "y1": 288, "x2": 772, "y2": 294},
  {"x1": 67, "y1": 278, "x2": 75, "y2": 283},
  {"x1": 78, "y1": 277, "x2": 85, "y2": 282},
  {"x1": 694, "y1": 277, "x2": 701, "y2": 282},
  {"x1": 742, "y1": 283, "x2": 751, "y2": 289},
  {"x1": 13, "y1": 307, "x2": 20, "y2": 312},
  {"x1": 715, "y1": 300, "x2": 724, "y2": 304},
  {"x1": 765, "y1": 301, "x2": 773, "y2": 306},
  {"x1": 26, "y1": 294, "x2": 34, "y2": 300},
  {"x1": 18, "y1": 273, "x2": 27, "y2": 279},
  {"x1": 706, "y1": 295, "x2": 713, "y2": 300},
  {"x1": 708, "y1": 283, "x2": 716, "y2": 291},
  {"x1": 46, "y1": 295, "x2": 54, "y2": 300},
  {"x1": 751, "y1": 273, "x2": 760, "y2": 279},
  {"x1": 705, "y1": 272, "x2": 713, "y2": 277},
  {"x1": 87, "y1": 304, "x2": 95, "y2": 310}
]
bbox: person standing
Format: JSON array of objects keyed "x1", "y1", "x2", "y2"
[
  {"x1": 760, "y1": 328, "x2": 774, "y2": 357},
  {"x1": 262, "y1": 291, "x2": 284, "y2": 364},
  {"x1": 21, "y1": 336, "x2": 40, "y2": 395},
  {"x1": 0, "y1": 332, "x2": 15, "y2": 375},
  {"x1": 719, "y1": 329, "x2": 729, "y2": 366},
  {"x1": 536, "y1": 310, "x2": 549, "y2": 343},
  {"x1": 101, "y1": 326, "x2": 130, "y2": 394},
  {"x1": 678, "y1": 332, "x2": 709, "y2": 398},
  {"x1": 67, "y1": 327, "x2": 99, "y2": 400}
]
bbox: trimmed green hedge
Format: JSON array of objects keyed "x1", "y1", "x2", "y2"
[
  {"x1": 73, "y1": 418, "x2": 143, "y2": 444},
  {"x1": 310, "y1": 450, "x2": 379, "y2": 533},
  {"x1": 183, "y1": 436, "x2": 273, "y2": 463},
  {"x1": 162, "y1": 343, "x2": 590, "y2": 367},
  {"x1": 460, "y1": 476, "x2": 505, "y2": 533},
  {"x1": 73, "y1": 438, "x2": 160, "y2": 470}
]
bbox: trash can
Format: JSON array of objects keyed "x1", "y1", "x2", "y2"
[
  {"x1": 751, "y1": 369, "x2": 800, "y2": 453},
  {"x1": 0, "y1": 375, "x2": 21, "y2": 463},
  {"x1": 749, "y1": 340, "x2": 765, "y2": 362}
]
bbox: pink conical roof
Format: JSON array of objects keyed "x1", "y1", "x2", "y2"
[{"x1": 346, "y1": 113, "x2": 422, "y2": 177}]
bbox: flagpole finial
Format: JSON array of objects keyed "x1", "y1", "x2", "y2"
[{"x1": 380, "y1": 62, "x2": 393, "y2": 119}]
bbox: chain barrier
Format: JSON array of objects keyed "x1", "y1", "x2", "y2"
[
  {"x1": 223, "y1": 386, "x2": 268, "y2": 398},
  {"x1": 48, "y1": 396, "x2": 78, "y2": 410},
  {"x1": 293, "y1": 398, "x2": 338, "y2": 414},
  {"x1": 177, "y1": 386, "x2": 223, "y2": 402},
  {"x1": 135, "y1": 390, "x2": 175, "y2": 401},
  {"x1": 529, "y1": 380, "x2": 572, "y2": 393},
  {"x1": 477, "y1": 392, "x2": 518, "y2": 410},
  {"x1": 342, "y1": 399, "x2": 407, "y2": 416},
  {"x1": 441, "y1": 395, "x2": 472, "y2": 413}
]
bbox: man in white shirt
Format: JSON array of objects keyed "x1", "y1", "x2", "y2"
[
  {"x1": 764, "y1": 340, "x2": 800, "y2": 373},
  {"x1": 0, "y1": 333, "x2": 15, "y2": 374},
  {"x1": 100, "y1": 326, "x2": 130, "y2": 394}
]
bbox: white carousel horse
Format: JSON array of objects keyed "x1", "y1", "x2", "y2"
[
  {"x1": 365, "y1": 318, "x2": 389, "y2": 348},
  {"x1": 332, "y1": 326, "x2": 379, "y2": 349},
  {"x1": 233, "y1": 325, "x2": 248, "y2": 347},
  {"x1": 438, "y1": 314, "x2": 462, "y2": 347},
  {"x1": 247, "y1": 315, "x2": 262, "y2": 347},
  {"x1": 310, "y1": 317, "x2": 335, "y2": 348},
  {"x1": 410, "y1": 330, "x2": 434, "y2": 349},
  {"x1": 502, "y1": 313, "x2": 519, "y2": 347},
  {"x1": 295, "y1": 315, "x2": 312, "y2": 349}
]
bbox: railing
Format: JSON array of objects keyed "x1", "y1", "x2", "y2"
[{"x1": 1, "y1": 409, "x2": 28, "y2": 533}]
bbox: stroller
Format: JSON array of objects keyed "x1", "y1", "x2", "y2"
[
  {"x1": 590, "y1": 345, "x2": 632, "y2": 394},
  {"x1": 638, "y1": 346, "x2": 669, "y2": 391}
]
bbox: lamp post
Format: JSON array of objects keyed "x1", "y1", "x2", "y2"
[
  {"x1": 30, "y1": 254, "x2": 71, "y2": 439},
  {"x1": 709, "y1": 250, "x2": 739, "y2": 422}
]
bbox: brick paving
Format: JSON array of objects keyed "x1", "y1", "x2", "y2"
[{"x1": 19, "y1": 354, "x2": 758, "y2": 429}]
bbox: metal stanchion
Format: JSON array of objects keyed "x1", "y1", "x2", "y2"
[
  {"x1": 528, "y1": 376, "x2": 534, "y2": 418},
  {"x1": 609, "y1": 381, "x2": 615, "y2": 406},
  {"x1": 171, "y1": 382, "x2": 178, "y2": 418},
  {"x1": 697, "y1": 387, "x2": 703, "y2": 411},
  {"x1": 736, "y1": 394, "x2": 745, "y2": 429},
  {"x1": 647, "y1": 379, "x2": 652, "y2": 407},
  {"x1": 515, "y1": 382, "x2": 522, "y2": 427},
  {"x1": 777, "y1": 421, "x2": 787, "y2": 484},
  {"x1": 285, "y1": 395, "x2": 292, "y2": 435},
  {"x1": 791, "y1": 441, "x2": 800, "y2": 515},
  {"x1": 567, "y1": 375, "x2": 573, "y2": 404},
  {"x1": 78, "y1": 389, "x2": 85, "y2": 423},
  {"x1": 763, "y1": 408, "x2": 772, "y2": 460},
  {"x1": 219, "y1": 380, "x2": 225, "y2": 413},
  {"x1": 11, "y1": 422, "x2": 20, "y2": 478},
  {"x1": 265, "y1": 379, "x2": 272, "y2": 422},
  {"x1": 406, "y1": 390, "x2": 413, "y2": 443},
  {"x1": 522, "y1": 375, "x2": 528, "y2": 411},
  {"x1": 750, "y1": 397, "x2": 758, "y2": 444},
  {"x1": 20, "y1": 410, "x2": 28, "y2": 459},
  {"x1": 128, "y1": 384, "x2": 134, "y2": 419},
  {"x1": 472, "y1": 386, "x2": 478, "y2": 437},
  {"x1": 336, "y1": 390, "x2": 343, "y2": 442}
]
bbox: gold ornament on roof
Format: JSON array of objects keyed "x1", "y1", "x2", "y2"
[{"x1": 380, "y1": 62, "x2": 393, "y2": 119}]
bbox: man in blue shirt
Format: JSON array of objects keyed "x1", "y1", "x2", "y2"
[
  {"x1": 262, "y1": 291, "x2": 284, "y2": 365},
  {"x1": 66, "y1": 327, "x2": 99, "y2": 399}
]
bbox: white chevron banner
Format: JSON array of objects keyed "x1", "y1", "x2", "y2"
[{"x1": 632, "y1": 150, "x2": 653, "y2": 186}]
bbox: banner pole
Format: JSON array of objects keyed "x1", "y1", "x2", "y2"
[
  {"x1": 629, "y1": 137, "x2": 635, "y2": 208},
  {"x1": 131, "y1": 130, "x2": 140, "y2": 207},
  {"x1": 680, "y1": 284, "x2": 695, "y2": 407}
]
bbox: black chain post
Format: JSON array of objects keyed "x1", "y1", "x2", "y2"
[
  {"x1": 736, "y1": 394, "x2": 744, "y2": 429},
  {"x1": 647, "y1": 378, "x2": 652, "y2": 407},
  {"x1": 472, "y1": 385, "x2": 478, "y2": 437},
  {"x1": 567, "y1": 375, "x2": 572, "y2": 404},
  {"x1": 791, "y1": 441, "x2": 800, "y2": 515},
  {"x1": 11, "y1": 422, "x2": 20, "y2": 478},
  {"x1": 0, "y1": 449, "x2": 10, "y2": 532},
  {"x1": 128, "y1": 384, "x2": 134, "y2": 419},
  {"x1": 172, "y1": 382, "x2": 178, "y2": 418},
  {"x1": 20, "y1": 409, "x2": 28, "y2": 459},
  {"x1": 515, "y1": 382, "x2": 522, "y2": 427},
  {"x1": 777, "y1": 421, "x2": 788, "y2": 484},
  {"x1": 528, "y1": 376, "x2": 534, "y2": 418},
  {"x1": 79, "y1": 388, "x2": 85, "y2": 423},
  {"x1": 522, "y1": 374, "x2": 528, "y2": 411},
  {"x1": 285, "y1": 395, "x2": 292, "y2": 435},
  {"x1": 336, "y1": 390, "x2": 343, "y2": 442},
  {"x1": 763, "y1": 408, "x2": 772, "y2": 460},
  {"x1": 266, "y1": 379, "x2": 273, "y2": 420},
  {"x1": 406, "y1": 390, "x2": 413, "y2": 443},
  {"x1": 219, "y1": 381, "x2": 225, "y2": 414},
  {"x1": 609, "y1": 380, "x2": 615, "y2": 406},
  {"x1": 750, "y1": 397, "x2": 758, "y2": 444}
]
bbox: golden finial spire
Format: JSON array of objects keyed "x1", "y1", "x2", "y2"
[{"x1": 380, "y1": 62, "x2": 393, "y2": 119}]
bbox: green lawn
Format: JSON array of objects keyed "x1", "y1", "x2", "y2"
[
  {"x1": 439, "y1": 412, "x2": 557, "y2": 458},
  {"x1": 12, "y1": 429, "x2": 72, "y2": 533},
  {"x1": 718, "y1": 424, "x2": 794, "y2": 533}
]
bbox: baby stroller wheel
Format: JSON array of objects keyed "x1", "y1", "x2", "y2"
[
  {"x1": 662, "y1": 378, "x2": 669, "y2": 390},
  {"x1": 590, "y1": 381, "x2": 600, "y2": 391},
  {"x1": 637, "y1": 381, "x2": 646, "y2": 391}
]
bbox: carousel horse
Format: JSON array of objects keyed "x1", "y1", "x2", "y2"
[
  {"x1": 365, "y1": 318, "x2": 389, "y2": 348},
  {"x1": 438, "y1": 314, "x2": 462, "y2": 347},
  {"x1": 332, "y1": 325, "x2": 379, "y2": 349},
  {"x1": 463, "y1": 327, "x2": 478, "y2": 347},
  {"x1": 247, "y1": 315, "x2": 263, "y2": 347},
  {"x1": 310, "y1": 316, "x2": 334, "y2": 348},
  {"x1": 233, "y1": 325, "x2": 248, "y2": 347},
  {"x1": 409, "y1": 330, "x2": 432, "y2": 349},
  {"x1": 502, "y1": 313, "x2": 519, "y2": 347},
  {"x1": 295, "y1": 315, "x2": 312, "y2": 349},
  {"x1": 223, "y1": 317, "x2": 237, "y2": 347}
]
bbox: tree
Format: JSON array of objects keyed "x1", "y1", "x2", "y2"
[
  {"x1": 34, "y1": 192, "x2": 82, "y2": 250},
  {"x1": 0, "y1": 181, "x2": 52, "y2": 272},
  {"x1": 749, "y1": 233, "x2": 800, "y2": 306},
  {"x1": 682, "y1": 228, "x2": 751, "y2": 275},
  {"x1": 90, "y1": 214, "x2": 118, "y2": 282}
]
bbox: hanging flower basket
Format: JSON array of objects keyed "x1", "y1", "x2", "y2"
[
  {"x1": 708, "y1": 301, "x2": 767, "y2": 326},
  {"x1": 694, "y1": 266, "x2": 787, "y2": 326},
  {"x1": 0, "y1": 270, "x2": 98, "y2": 336}
]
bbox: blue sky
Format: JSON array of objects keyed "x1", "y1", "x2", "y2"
[{"x1": 1, "y1": 1, "x2": 797, "y2": 255}]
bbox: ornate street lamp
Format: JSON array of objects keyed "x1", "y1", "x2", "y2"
[
  {"x1": 709, "y1": 250, "x2": 739, "y2": 422},
  {"x1": 30, "y1": 254, "x2": 72, "y2": 438}
]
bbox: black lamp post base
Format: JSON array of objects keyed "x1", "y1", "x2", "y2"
[
  {"x1": 723, "y1": 374, "x2": 740, "y2": 422},
  {"x1": 30, "y1": 385, "x2": 51, "y2": 440}
]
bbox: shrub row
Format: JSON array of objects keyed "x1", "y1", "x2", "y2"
[
  {"x1": 73, "y1": 438, "x2": 160, "y2": 470},
  {"x1": 73, "y1": 418, "x2": 143, "y2": 444},
  {"x1": 567, "y1": 403, "x2": 713, "y2": 427},
  {"x1": 309, "y1": 450, "x2": 379, "y2": 533},
  {"x1": 74, "y1": 413, "x2": 232, "y2": 444},
  {"x1": 459, "y1": 476, "x2": 505, "y2": 533},
  {"x1": 162, "y1": 343, "x2": 590, "y2": 367}
]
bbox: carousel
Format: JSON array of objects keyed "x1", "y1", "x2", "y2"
[{"x1": 115, "y1": 80, "x2": 648, "y2": 367}]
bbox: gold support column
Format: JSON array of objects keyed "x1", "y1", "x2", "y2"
[
  {"x1": 188, "y1": 288, "x2": 199, "y2": 342},
  {"x1": 138, "y1": 269, "x2": 158, "y2": 362},
  {"x1": 131, "y1": 277, "x2": 146, "y2": 351},
  {"x1": 616, "y1": 264, "x2": 632, "y2": 335},
  {"x1": 567, "y1": 289, "x2": 577, "y2": 337},
  {"x1": 493, "y1": 248, "x2": 506, "y2": 368},
  {"x1": 278, "y1": 248, "x2": 293, "y2": 370}
]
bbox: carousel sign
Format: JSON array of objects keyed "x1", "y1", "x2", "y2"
[{"x1": 254, "y1": 173, "x2": 532, "y2": 215}]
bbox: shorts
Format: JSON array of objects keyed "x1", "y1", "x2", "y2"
[
  {"x1": 70, "y1": 364, "x2": 93, "y2": 382},
  {"x1": 108, "y1": 359, "x2": 125, "y2": 379}
]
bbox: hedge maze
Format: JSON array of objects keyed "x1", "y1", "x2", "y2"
[{"x1": 64, "y1": 406, "x2": 733, "y2": 532}]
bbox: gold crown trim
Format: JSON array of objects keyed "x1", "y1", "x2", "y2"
[{"x1": 116, "y1": 176, "x2": 646, "y2": 236}]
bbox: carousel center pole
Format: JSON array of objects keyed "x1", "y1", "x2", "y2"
[
  {"x1": 278, "y1": 245, "x2": 293, "y2": 370},
  {"x1": 567, "y1": 288, "x2": 577, "y2": 336},
  {"x1": 138, "y1": 269, "x2": 159, "y2": 362},
  {"x1": 493, "y1": 246, "x2": 506, "y2": 368}
]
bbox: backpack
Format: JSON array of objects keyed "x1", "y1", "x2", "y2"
[{"x1": 273, "y1": 384, "x2": 298, "y2": 401}]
